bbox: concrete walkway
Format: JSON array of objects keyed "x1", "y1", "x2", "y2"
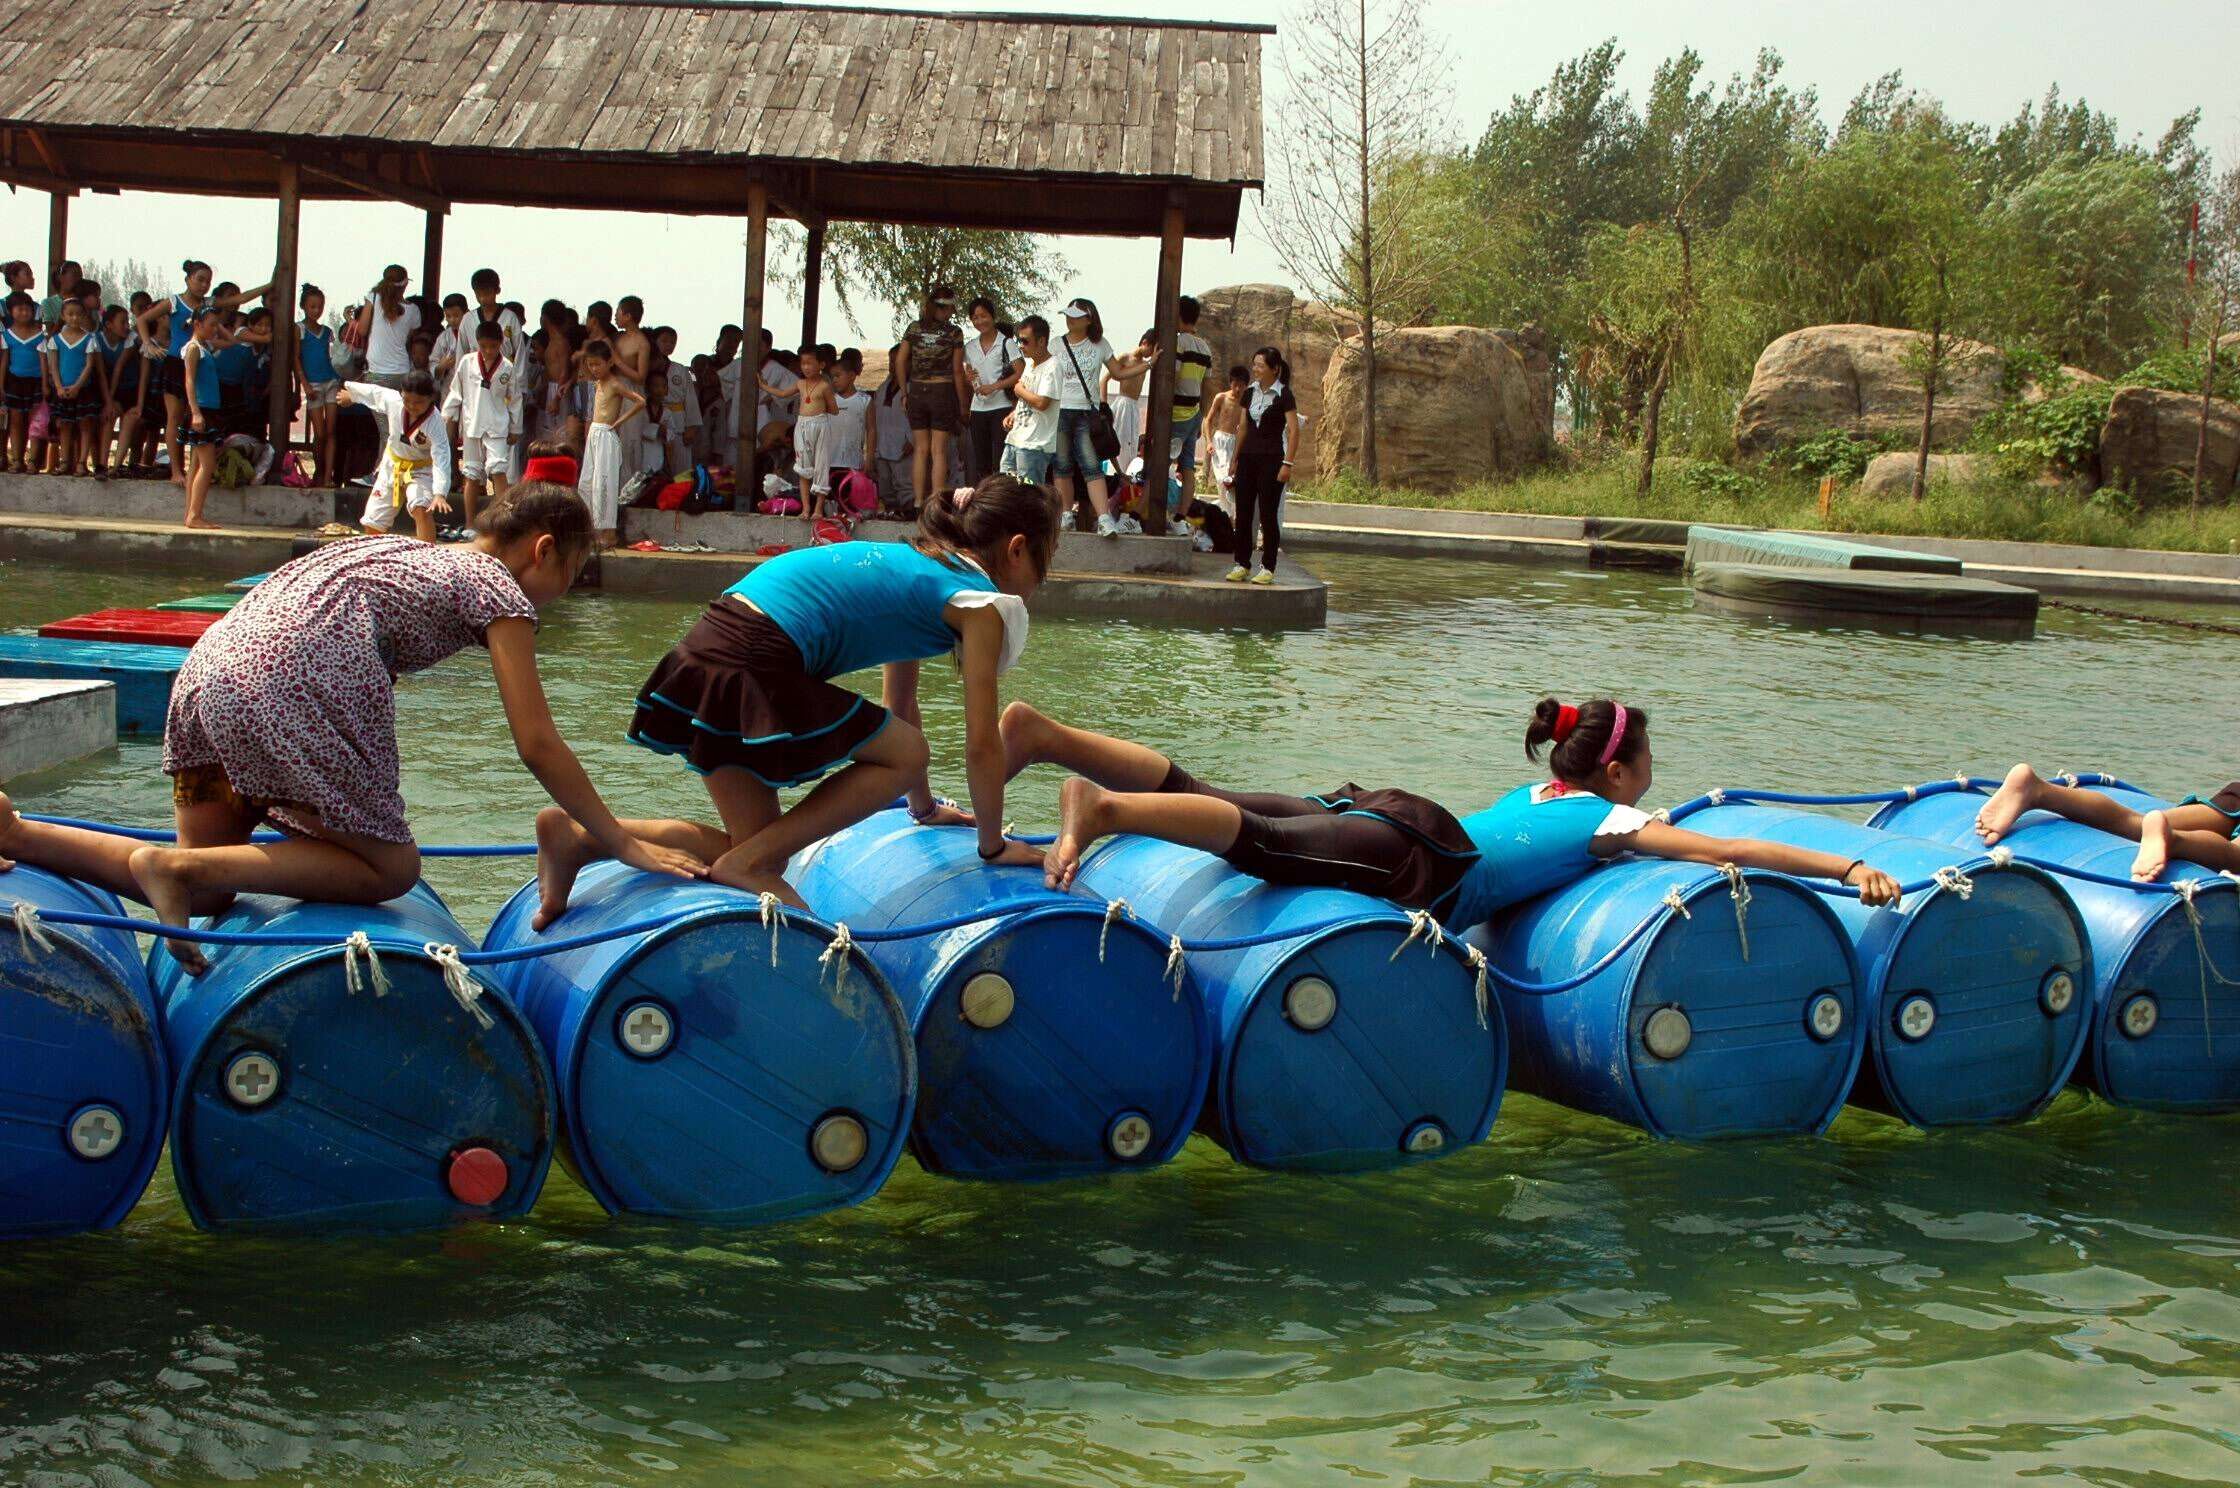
[{"x1": 1282, "y1": 498, "x2": 2240, "y2": 603}]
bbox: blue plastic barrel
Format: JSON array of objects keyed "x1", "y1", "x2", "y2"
[
  {"x1": 791, "y1": 811, "x2": 1211, "y2": 1180},
  {"x1": 1072, "y1": 836, "x2": 1504, "y2": 1170},
  {"x1": 150, "y1": 883, "x2": 554, "y2": 1231},
  {"x1": 1474, "y1": 860, "x2": 1864, "y2": 1139},
  {"x1": 0, "y1": 635, "x2": 183, "y2": 733},
  {"x1": 1684, "y1": 804, "x2": 2092, "y2": 1126},
  {"x1": 0, "y1": 867, "x2": 169, "y2": 1239},
  {"x1": 1873, "y1": 785, "x2": 2240, "y2": 1111},
  {"x1": 482, "y1": 863, "x2": 916, "y2": 1221}
]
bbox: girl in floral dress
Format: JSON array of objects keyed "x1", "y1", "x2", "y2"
[{"x1": 0, "y1": 484, "x2": 704, "y2": 972}]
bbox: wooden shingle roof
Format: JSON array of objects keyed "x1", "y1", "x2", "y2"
[{"x1": 0, "y1": 0, "x2": 1268, "y2": 236}]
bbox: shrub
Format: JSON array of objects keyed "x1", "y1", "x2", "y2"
[
  {"x1": 1779, "y1": 430, "x2": 1887, "y2": 484},
  {"x1": 2115, "y1": 347, "x2": 2240, "y2": 402},
  {"x1": 1677, "y1": 461, "x2": 1761, "y2": 502},
  {"x1": 1975, "y1": 379, "x2": 2114, "y2": 481}
]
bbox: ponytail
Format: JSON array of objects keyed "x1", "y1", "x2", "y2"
[
  {"x1": 1526, "y1": 696, "x2": 1647, "y2": 782},
  {"x1": 914, "y1": 472, "x2": 1058, "y2": 580},
  {"x1": 475, "y1": 480, "x2": 593, "y2": 562}
]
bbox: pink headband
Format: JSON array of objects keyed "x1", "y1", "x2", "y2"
[{"x1": 1598, "y1": 703, "x2": 1629, "y2": 768}]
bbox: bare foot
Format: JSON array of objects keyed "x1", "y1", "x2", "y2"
[
  {"x1": 184, "y1": 518, "x2": 223, "y2": 531},
  {"x1": 707, "y1": 855, "x2": 807, "y2": 911},
  {"x1": 2133, "y1": 810, "x2": 2171, "y2": 882},
  {"x1": 1975, "y1": 763, "x2": 2041, "y2": 845},
  {"x1": 128, "y1": 844, "x2": 209, "y2": 975},
  {"x1": 530, "y1": 806, "x2": 598, "y2": 931},
  {"x1": 1048, "y1": 777, "x2": 1110, "y2": 892},
  {"x1": 0, "y1": 787, "x2": 20, "y2": 871}
]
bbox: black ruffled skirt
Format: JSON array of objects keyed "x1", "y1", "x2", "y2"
[{"x1": 628, "y1": 597, "x2": 889, "y2": 787}]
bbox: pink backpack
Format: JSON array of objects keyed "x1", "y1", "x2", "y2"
[
  {"x1": 279, "y1": 451, "x2": 315, "y2": 488},
  {"x1": 833, "y1": 470, "x2": 878, "y2": 516}
]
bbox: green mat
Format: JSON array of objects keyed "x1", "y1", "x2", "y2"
[
  {"x1": 1692, "y1": 562, "x2": 2037, "y2": 636},
  {"x1": 1684, "y1": 525, "x2": 1962, "y2": 576},
  {"x1": 154, "y1": 593, "x2": 241, "y2": 613}
]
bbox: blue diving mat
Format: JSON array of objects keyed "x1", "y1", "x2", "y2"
[{"x1": 0, "y1": 635, "x2": 183, "y2": 734}]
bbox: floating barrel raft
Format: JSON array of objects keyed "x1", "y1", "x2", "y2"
[
  {"x1": 38, "y1": 608, "x2": 221, "y2": 648},
  {"x1": 1691, "y1": 564, "x2": 2040, "y2": 639},
  {"x1": 1875, "y1": 785, "x2": 2240, "y2": 1112},
  {"x1": 225, "y1": 572, "x2": 270, "y2": 591},
  {"x1": 0, "y1": 636, "x2": 183, "y2": 733},
  {"x1": 1073, "y1": 838, "x2": 1504, "y2": 1170},
  {"x1": 1476, "y1": 859, "x2": 1864, "y2": 1140},
  {"x1": 483, "y1": 864, "x2": 915, "y2": 1223},
  {"x1": 1683, "y1": 526, "x2": 1964, "y2": 575},
  {"x1": 0, "y1": 866, "x2": 169, "y2": 1240},
  {"x1": 150, "y1": 883, "x2": 554, "y2": 1232},
  {"x1": 792, "y1": 812, "x2": 1211, "y2": 1181},
  {"x1": 153, "y1": 593, "x2": 242, "y2": 613},
  {"x1": 1681, "y1": 804, "x2": 2091, "y2": 1126}
]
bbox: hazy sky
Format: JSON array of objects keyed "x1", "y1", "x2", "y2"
[{"x1": 3, "y1": 0, "x2": 2233, "y2": 355}]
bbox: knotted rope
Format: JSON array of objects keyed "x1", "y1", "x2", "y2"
[
  {"x1": 2174, "y1": 880, "x2": 2239, "y2": 1056},
  {"x1": 1718, "y1": 862, "x2": 1752, "y2": 962},
  {"x1": 1461, "y1": 943, "x2": 1491, "y2": 1030},
  {"x1": 1164, "y1": 933, "x2": 1188, "y2": 995},
  {"x1": 1099, "y1": 898, "x2": 1131, "y2": 964},
  {"x1": 1389, "y1": 909, "x2": 1445, "y2": 962},
  {"x1": 12, "y1": 901, "x2": 54, "y2": 958},
  {"x1": 342, "y1": 930, "x2": 391, "y2": 999},
  {"x1": 1989, "y1": 846, "x2": 2015, "y2": 868},
  {"x1": 818, "y1": 922, "x2": 855, "y2": 991},
  {"x1": 423, "y1": 943, "x2": 494, "y2": 1029},
  {"x1": 757, "y1": 891, "x2": 784, "y2": 967},
  {"x1": 1660, "y1": 886, "x2": 1692, "y2": 919},
  {"x1": 1931, "y1": 865, "x2": 1976, "y2": 901}
]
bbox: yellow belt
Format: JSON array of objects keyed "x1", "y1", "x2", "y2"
[{"x1": 388, "y1": 448, "x2": 432, "y2": 490}]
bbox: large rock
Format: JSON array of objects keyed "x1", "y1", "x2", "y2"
[
  {"x1": 1493, "y1": 324, "x2": 1558, "y2": 462},
  {"x1": 1315, "y1": 327, "x2": 1543, "y2": 492},
  {"x1": 1858, "y1": 452, "x2": 1986, "y2": 497},
  {"x1": 2098, "y1": 386, "x2": 2240, "y2": 502},
  {"x1": 1735, "y1": 325, "x2": 2005, "y2": 458},
  {"x1": 1194, "y1": 284, "x2": 1358, "y2": 480}
]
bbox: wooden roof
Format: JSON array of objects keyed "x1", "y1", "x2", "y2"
[{"x1": 0, "y1": 1, "x2": 1267, "y2": 236}]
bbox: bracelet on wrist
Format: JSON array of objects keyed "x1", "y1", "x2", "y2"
[
  {"x1": 1840, "y1": 858, "x2": 1864, "y2": 884},
  {"x1": 977, "y1": 840, "x2": 1006, "y2": 861}
]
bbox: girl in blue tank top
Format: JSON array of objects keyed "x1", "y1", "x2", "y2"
[
  {"x1": 530, "y1": 473, "x2": 1060, "y2": 926},
  {"x1": 1016, "y1": 695, "x2": 1899, "y2": 920},
  {"x1": 3, "y1": 291, "x2": 45, "y2": 472}
]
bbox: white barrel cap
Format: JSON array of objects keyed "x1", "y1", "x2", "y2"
[
  {"x1": 1896, "y1": 995, "x2": 1936, "y2": 1042},
  {"x1": 1807, "y1": 993, "x2": 1845, "y2": 1042},
  {"x1": 1105, "y1": 1111, "x2": 1154, "y2": 1160},
  {"x1": 1643, "y1": 1005, "x2": 1693, "y2": 1060},
  {"x1": 619, "y1": 1001, "x2": 675, "y2": 1058},
  {"x1": 2119, "y1": 993, "x2": 2158, "y2": 1039},
  {"x1": 1284, "y1": 976, "x2": 1337, "y2": 1032},
  {"x1": 810, "y1": 1113, "x2": 869, "y2": 1172},
  {"x1": 224, "y1": 1051, "x2": 281, "y2": 1107},
  {"x1": 68, "y1": 1104, "x2": 124, "y2": 1160},
  {"x1": 960, "y1": 973, "x2": 1014, "y2": 1029}
]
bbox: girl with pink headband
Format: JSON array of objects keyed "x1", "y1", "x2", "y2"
[{"x1": 1013, "y1": 694, "x2": 1899, "y2": 926}]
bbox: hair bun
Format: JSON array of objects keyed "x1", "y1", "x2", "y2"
[{"x1": 1551, "y1": 702, "x2": 1580, "y2": 743}]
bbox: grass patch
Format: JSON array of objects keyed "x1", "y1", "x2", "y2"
[{"x1": 1300, "y1": 462, "x2": 2240, "y2": 554}]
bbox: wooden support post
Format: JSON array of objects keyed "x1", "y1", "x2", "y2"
[
  {"x1": 421, "y1": 208, "x2": 444, "y2": 303},
  {"x1": 801, "y1": 221, "x2": 825, "y2": 346},
  {"x1": 1140, "y1": 197, "x2": 1187, "y2": 537},
  {"x1": 46, "y1": 190, "x2": 70, "y2": 286},
  {"x1": 269, "y1": 161, "x2": 302, "y2": 461},
  {"x1": 737, "y1": 180, "x2": 769, "y2": 458}
]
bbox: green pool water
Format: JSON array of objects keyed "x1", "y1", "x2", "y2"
[{"x1": 4, "y1": 551, "x2": 2239, "y2": 1486}]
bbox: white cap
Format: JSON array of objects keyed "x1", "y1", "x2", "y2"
[{"x1": 1062, "y1": 300, "x2": 1093, "y2": 320}]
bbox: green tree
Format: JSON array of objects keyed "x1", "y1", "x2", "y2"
[
  {"x1": 776, "y1": 225, "x2": 1069, "y2": 343},
  {"x1": 1989, "y1": 155, "x2": 2180, "y2": 371}
]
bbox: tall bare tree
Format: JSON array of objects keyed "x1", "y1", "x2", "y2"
[
  {"x1": 1260, "y1": 0, "x2": 1454, "y2": 485},
  {"x1": 2192, "y1": 165, "x2": 2240, "y2": 508}
]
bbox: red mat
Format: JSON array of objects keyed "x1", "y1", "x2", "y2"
[{"x1": 38, "y1": 608, "x2": 222, "y2": 648}]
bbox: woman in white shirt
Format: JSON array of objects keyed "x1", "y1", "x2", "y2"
[
  {"x1": 1050, "y1": 297, "x2": 1158, "y2": 538},
  {"x1": 352, "y1": 265, "x2": 422, "y2": 390},
  {"x1": 961, "y1": 297, "x2": 1020, "y2": 486}
]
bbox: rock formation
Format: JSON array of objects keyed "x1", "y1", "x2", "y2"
[
  {"x1": 1316, "y1": 327, "x2": 1543, "y2": 493},
  {"x1": 1735, "y1": 325, "x2": 2005, "y2": 457}
]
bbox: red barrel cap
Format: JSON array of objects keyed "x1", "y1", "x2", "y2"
[{"x1": 445, "y1": 1146, "x2": 509, "y2": 1207}]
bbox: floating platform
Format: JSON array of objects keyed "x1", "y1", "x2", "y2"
[
  {"x1": 1684, "y1": 525, "x2": 1963, "y2": 575},
  {"x1": 483, "y1": 864, "x2": 916, "y2": 1223},
  {"x1": 1074, "y1": 837, "x2": 1504, "y2": 1170},
  {"x1": 0, "y1": 635, "x2": 183, "y2": 733},
  {"x1": 792, "y1": 812, "x2": 1211, "y2": 1181},
  {"x1": 226, "y1": 572, "x2": 272, "y2": 591},
  {"x1": 153, "y1": 593, "x2": 242, "y2": 613},
  {"x1": 0, "y1": 678, "x2": 115, "y2": 777},
  {"x1": 38, "y1": 607, "x2": 221, "y2": 648},
  {"x1": 1691, "y1": 562, "x2": 2040, "y2": 638},
  {"x1": 1479, "y1": 860, "x2": 1865, "y2": 1139},
  {"x1": 151, "y1": 883, "x2": 554, "y2": 1232},
  {"x1": 1684, "y1": 805, "x2": 2091, "y2": 1126},
  {"x1": 0, "y1": 865, "x2": 169, "y2": 1240},
  {"x1": 1875, "y1": 786, "x2": 2240, "y2": 1112}
]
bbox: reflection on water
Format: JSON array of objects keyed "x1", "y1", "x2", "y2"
[{"x1": 3, "y1": 550, "x2": 2237, "y2": 1485}]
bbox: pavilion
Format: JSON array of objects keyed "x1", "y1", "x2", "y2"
[{"x1": 0, "y1": 0, "x2": 1269, "y2": 528}]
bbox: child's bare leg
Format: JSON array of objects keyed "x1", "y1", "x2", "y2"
[
  {"x1": 411, "y1": 504, "x2": 439, "y2": 543},
  {"x1": 709, "y1": 724, "x2": 929, "y2": 908},
  {"x1": 0, "y1": 789, "x2": 169, "y2": 901},
  {"x1": 163, "y1": 394, "x2": 186, "y2": 484},
  {"x1": 1049, "y1": 776, "x2": 1242, "y2": 891},
  {"x1": 999, "y1": 701, "x2": 1171, "y2": 790},
  {"x1": 129, "y1": 828, "x2": 420, "y2": 975},
  {"x1": 529, "y1": 797, "x2": 746, "y2": 931},
  {"x1": 1979, "y1": 763, "x2": 2142, "y2": 844},
  {"x1": 488, "y1": 468, "x2": 510, "y2": 500}
]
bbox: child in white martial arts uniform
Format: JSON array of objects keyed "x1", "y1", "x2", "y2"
[
  {"x1": 442, "y1": 319, "x2": 520, "y2": 525},
  {"x1": 576, "y1": 338, "x2": 644, "y2": 549},
  {"x1": 340, "y1": 370, "x2": 453, "y2": 542}
]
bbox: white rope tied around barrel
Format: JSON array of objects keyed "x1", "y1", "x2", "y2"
[
  {"x1": 2056, "y1": 771, "x2": 2081, "y2": 788},
  {"x1": 1931, "y1": 865, "x2": 1976, "y2": 901},
  {"x1": 342, "y1": 930, "x2": 391, "y2": 998},
  {"x1": 1164, "y1": 933, "x2": 1187, "y2": 997},
  {"x1": 1954, "y1": 771, "x2": 1973, "y2": 789},
  {"x1": 1904, "y1": 784, "x2": 1919, "y2": 801},
  {"x1": 2173, "y1": 879, "x2": 2239, "y2": 1056},
  {"x1": 1989, "y1": 846, "x2": 2015, "y2": 868},
  {"x1": 1719, "y1": 863, "x2": 1752, "y2": 962},
  {"x1": 758, "y1": 891, "x2": 783, "y2": 967},
  {"x1": 1099, "y1": 898, "x2": 1131, "y2": 964},
  {"x1": 819, "y1": 922, "x2": 855, "y2": 991},
  {"x1": 1652, "y1": 808, "x2": 1672, "y2": 824},
  {"x1": 12, "y1": 901, "x2": 55, "y2": 958},
  {"x1": 423, "y1": 943, "x2": 494, "y2": 1029},
  {"x1": 1660, "y1": 886, "x2": 1692, "y2": 919},
  {"x1": 1462, "y1": 943, "x2": 1490, "y2": 1030},
  {"x1": 1707, "y1": 788, "x2": 1727, "y2": 806},
  {"x1": 1389, "y1": 909, "x2": 1445, "y2": 962}
]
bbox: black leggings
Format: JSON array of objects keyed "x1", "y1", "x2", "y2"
[
  {"x1": 1162, "y1": 764, "x2": 1417, "y2": 900},
  {"x1": 1232, "y1": 449, "x2": 1284, "y2": 570},
  {"x1": 967, "y1": 407, "x2": 1009, "y2": 485}
]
